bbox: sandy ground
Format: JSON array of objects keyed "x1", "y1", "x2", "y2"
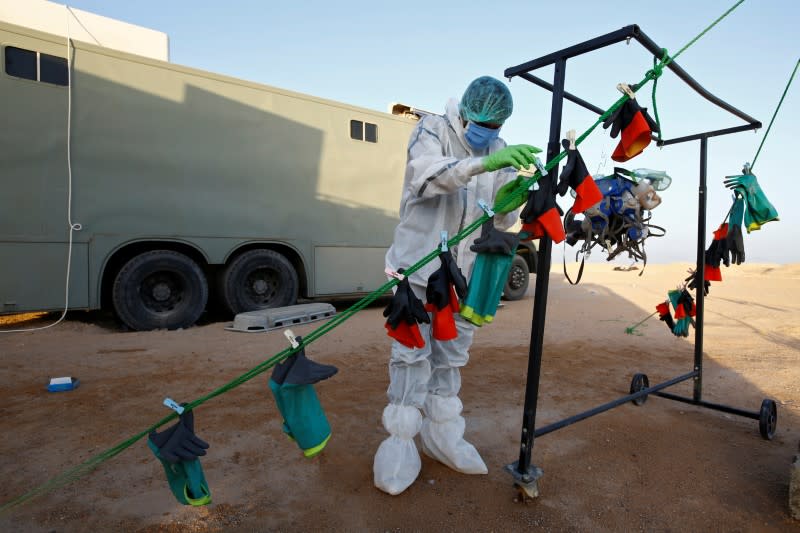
[{"x1": 1, "y1": 262, "x2": 799, "y2": 532}]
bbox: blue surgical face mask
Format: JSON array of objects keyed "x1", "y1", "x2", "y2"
[{"x1": 464, "y1": 121, "x2": 500, "y2": 150}]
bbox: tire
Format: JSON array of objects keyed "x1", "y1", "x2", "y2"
[
  {"x1": 221, "y1": 249, "x2": 298, "y2": 315},
  {"x1": 502, "y1": 254, "x2": 530, "y2": 301},
  {"x1": 112, "y1": 250, "x2": 208, "y2": 331}
]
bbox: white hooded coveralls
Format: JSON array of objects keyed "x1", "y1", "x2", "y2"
[{"x1": 375, "y1": 98, "x2": 518, "y2": 495}]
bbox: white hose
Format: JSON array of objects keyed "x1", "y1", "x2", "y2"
[{"x1": 1, "y1": 4, "x2": 80, "y2": 333}]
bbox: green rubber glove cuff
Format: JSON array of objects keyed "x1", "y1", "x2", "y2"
[
  {"x1": 729, "y1": 195, "x2": 745, "y2": 227},
  {"x1": 494, "y1": 176, "x2": 529, "y2": 214}
]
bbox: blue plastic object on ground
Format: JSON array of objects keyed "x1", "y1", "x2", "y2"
[{"x1": 47, "y1": 377, "x2": 79, "y2": 392}]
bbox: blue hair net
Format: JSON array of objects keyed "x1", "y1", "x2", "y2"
[{"x1": 459, "y1": 76, "x2": 513, "y2": 125}]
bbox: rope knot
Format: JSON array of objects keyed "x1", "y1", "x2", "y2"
[{"x1": 646, "y1": 48, "x2": 670, "y2": 80}]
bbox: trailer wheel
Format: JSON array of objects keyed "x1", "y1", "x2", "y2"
[
  {"x1": 629, "y1": 373, "x2": 649, "y2": 406},
  {"x1": 502, "y1": 254, "x2": 530, "y2": 301},
  {"x1": 112, "y1": 250, "x2": 208, "y2": 331},
  {"x1": 758, "y1": 399, "x2": 777, "y2": 440},
  {"x1": 222, "y1": 249, "x2": 298, "y2": 315}
]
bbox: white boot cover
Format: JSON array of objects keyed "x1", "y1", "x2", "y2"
[
  {"x1": 374, "y1": 404, "x2": 423, "y2": 495},
  {"x1": 420, "y1": 395, "x2": 487, "y2": 474}
]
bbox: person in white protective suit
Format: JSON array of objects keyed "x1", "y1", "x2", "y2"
[{"x1": 375, "y1": 76, "x2": 541, "y2": 495}]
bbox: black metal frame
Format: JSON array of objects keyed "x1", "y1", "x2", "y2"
[{"x1": 502, "y1": 24, "x2": 773, "y2": 495}]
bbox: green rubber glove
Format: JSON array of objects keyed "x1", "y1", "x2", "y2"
[
  {"x1": 494, "y1": 176, "x2": 529, "y2": 214},
  {"x1": 722, "y1": 174, "x2": 779, "y2": 232},
  {"x1": 483, "y1": 144, "x2": 541, "y2": 172}
]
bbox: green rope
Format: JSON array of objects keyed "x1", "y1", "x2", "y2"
[
  {"x1": 650, "y1": 49, "x2": 669, "y2": 143},
  {"x1": 625, "y1": 310, "x2": 658, "y2": 335},
  {"x1": 751, "y1": 58, "x2": 800, "y2": 171},
  {"x1": 0, "y1": 0, "x2": 749, "y2": 515}
]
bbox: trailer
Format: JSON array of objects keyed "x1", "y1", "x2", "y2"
[{"x1": 0, "y1": 19, "x2": 535, "y2": 331}]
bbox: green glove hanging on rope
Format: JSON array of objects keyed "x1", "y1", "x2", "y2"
[
  {"x1": 269, "y1": 336, "x2": 338, "y2": 458},
  {"x1": 483, "y1": 144, "x2": 541, "y2": 172},
  {"x1": 603, "y1": 95, "x2": 660, "y2": 162},
  {"x1": 723, "y1": 173, "x2": 779, "y2": 232},
  {"x1": 460, "y1": 218, "x2": 519, "y2": 326},
  {"x1": 148, "y1": 407, "x2": 212, "y2": 506},
  {"x1": 727, "y1": 194, "x2": 746, "y2": 264},
  {"x1": 668, "y1": 289, "x2": 693, "y2": 338}
]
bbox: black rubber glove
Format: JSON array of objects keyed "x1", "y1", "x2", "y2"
[
  {"x1": 603, "y1": 97, "x2": 660, "y2": 139},
  {"x1": 426, "y1": 251, "x2": 467, "y2": 310},
  {"x1": 519, "y1": 176, "x2": 566, "y2": 243},
  {"x1": 685, "y1": 270, "x2": 710, "y2": 297},
  {"x1": 656, "y1": 301, "x2": 675, "y2": 331},
  {"x1": 677, "y1": 289, "x2": 695, "y2": 317},
  {"x1": 726, "y1": 224, "x2": 745, "y2": 265},
  {"x1": 149, "y1": 408, "x2": 210, "y2": 463},
  {"x1": 520, "y1": 176, "x2": 563, "y2": 223},
  {"x1": 383, "y1": 271, "x2": 430, "y2": 329},
  {"x1": 470, "y1": 218, "x2": 519, "y2": 256},
  {"x1": 557, "y1": 139, "x2": 578, "y2": 196},
  {"x1": 426, "y1": 268, "x2": 450, "y2": 311}
]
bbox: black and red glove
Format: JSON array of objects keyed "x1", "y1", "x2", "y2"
[
  {"x1": 675, "y1": 289, "x2": 696, "y2": 320},
  {"x1": 685, "y1": 270, "x2": 710, "y2": 297},
  {"x1": 655, "y1": 301, "x2": 675, "y2": 332},
  {"x1": 557, "y1": 139, "x2": 603, "y2": 213},
  {"x1": 383, "y1": 271, "x2": 430, "y2": 349},
  {"x1": 425, "y1": 250, "x2": 467, "y2": 341},
  {"x1": 519, "y1": 176, "x2": 565, "y2": 243},
  {"x1": 704, "y1": 224, "x2": 730, "y2": 282},
  {"x1": 603, "y1": 97, "x2": 659, "y2": 162}
]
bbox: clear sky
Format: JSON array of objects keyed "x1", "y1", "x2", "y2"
[{"x1": 60, "y1": 0, "x2": 799, "y2": 264}]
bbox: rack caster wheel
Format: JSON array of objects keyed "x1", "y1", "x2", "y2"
[
  {"x1": 513, "y1": 482, "x2": 539, "y2": 503},
  {"x1": 629, "y1": 373, "x2": 649, "y2": 406},
  {"x1": 758, "y1": 399, "x2": 777, "y2": 440}
]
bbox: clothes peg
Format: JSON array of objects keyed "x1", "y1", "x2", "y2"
[
  {"x1": 616, "y1": 83, "x2": 636, "y2": 99},
  {"x1": 533, "y1": 157, "x2": 547, "y2": 177},
  {"x1": 742, "y1": 162, "x2": 751, "y2": 174},
  {"x1": 284, "y1": 329, "x2": 300, "y2": 349},
  {"x1": 440, "y1": 231, "x2": 448, "y2": 252},
  {"x1": 384, "y1": 268, "x2": 405, "y2": 281},
  {"x1": 163, "y1": 397, "x2": 185, "y2": 415},
  {"x1": 566, "y1": 129, "x2": 577, "y2": 150},
  {"x1": 477, "y1": 199, "x2": 495, "y2": 218}
]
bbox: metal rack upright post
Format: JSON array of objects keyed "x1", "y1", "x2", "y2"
[{"x1": 501, "y1": 24, "x2": 777, "y2": 499}]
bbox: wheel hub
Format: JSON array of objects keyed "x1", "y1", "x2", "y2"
[
  {"x1": 141, "y1": 272, "x2": 183, "y2": 313},
  {"x1": 509, "y1": 265, "x2": 526, "y2": 290},
  {"x1": 152, "y1": 282, "x2": 172, "y2": 301},
  {"x1": 252, "y1": 278, "x2": 269, "y2": 295}
]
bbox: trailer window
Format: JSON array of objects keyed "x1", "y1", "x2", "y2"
[
  {"x1": 350, "y1": 119, "x2": 378, "y2": 143},
  {"x1": 4, "y1": 46, "x2": 68, "y2": 86},
  {"x1": 40, "y1": 53, "x2": 68, "y2": 86},
  {"x1": 5, "y1": 47, "x2": 36, "y2": 81},
  {"x1": 364, "y1": 122, "x2": 377, "y2": 143}
]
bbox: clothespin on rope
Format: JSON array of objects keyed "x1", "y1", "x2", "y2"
[
  {"x1": 617, "y1": 83, "x2": 636, "y2": 100},
  {"x1": 566, "y1": 129, "x2": 577, "y2": 150},
  {"x1": 163, "y1": 398, "x2": 185, "y2": 415},
  {"x1": 440, "y1": 231, "x2": 449, "y2": 252},
  {"x1": 384, "y1": 268, "x2": 405, "y2": 281},
  {"x1": 284, "y1": 329, "x2": 300, "y2": 349},
  {"x1": 477, "y1": 199, "x2": 495, "y2": 218}
]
